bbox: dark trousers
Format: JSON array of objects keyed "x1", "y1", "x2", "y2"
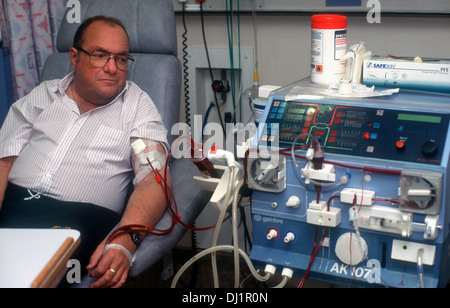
[{"x1": 0, "y1": 183, "x2": 121, "y2": 279}]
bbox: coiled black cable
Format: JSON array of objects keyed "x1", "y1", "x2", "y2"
[
  {"x1": 182, "y1": 3, "x2": 191, "y2": 127},
  {"x1": 181, "y1": 4, "x2": 198, "y2": 287}
]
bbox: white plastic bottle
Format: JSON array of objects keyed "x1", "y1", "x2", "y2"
[{"x1": 311, "y1": 14, "x2": 347, "y2": 85}]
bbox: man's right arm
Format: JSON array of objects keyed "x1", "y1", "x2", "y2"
[{"x1": 0, "y1": 156, "x2": 15, "y2": 209}]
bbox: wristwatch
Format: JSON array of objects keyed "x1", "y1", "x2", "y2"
[
  {"x1": 122, "y1": 227, "x2": 143, "y2": 246},
  {"x1": 129, "y1": 231, "x2": 143, "y2": 246}
]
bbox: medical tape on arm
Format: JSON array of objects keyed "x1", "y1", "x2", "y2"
[{"x1": 131, "y1": 139, "x2": 167, "y2": 185}]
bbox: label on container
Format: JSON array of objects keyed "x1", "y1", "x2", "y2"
[
  {"x1": 311, "y1": 28, "x2": 347, "y2": 85},
  {"x1": 312, "y1": 29, "x2": 347, "y2": 71},
  {"x1": 334, "y1": 30, "x2": 347, "y2": 60},
  {"x1": 311, "y1": 29, "x2": 324, "y2": 71}
]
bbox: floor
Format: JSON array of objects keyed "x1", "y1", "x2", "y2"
[{"x1": 123, "y1": 247, "x2": 335, "y2": 288}]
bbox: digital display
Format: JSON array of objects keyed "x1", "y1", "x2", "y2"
[{"x1": 398, "y1": 113, "x2": 442, "y2": 124}]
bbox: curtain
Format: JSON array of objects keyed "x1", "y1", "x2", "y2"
[{"x1": 0, "y1": 0, "x2": 67, "y2": 100}]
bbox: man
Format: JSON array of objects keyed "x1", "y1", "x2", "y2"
[{"x1": 0, "y1": 16, "x2": 170, "y2": 288}]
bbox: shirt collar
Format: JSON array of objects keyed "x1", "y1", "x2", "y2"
[{"x1": 53, "y1": 72, "x2": 129, "y2": 103}]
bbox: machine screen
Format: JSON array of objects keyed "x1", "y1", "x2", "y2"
[
  {"x1": 263, "y1": 100, "x2": 449, "y2": 165},
  {"x1": 397, "y1": 113, "x2": 442, "y2": 124}
]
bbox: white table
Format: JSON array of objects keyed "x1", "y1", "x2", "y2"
[{"x1": 0, "y1": 228, "x2": 81, "y2": 288}]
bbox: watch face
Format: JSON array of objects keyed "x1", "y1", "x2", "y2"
[{"x1": 131, "y1": 232, "x2": 142, "y2": 245}]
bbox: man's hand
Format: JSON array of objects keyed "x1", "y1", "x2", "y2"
[
  {"x1": 86, "y1": 143, "x2": 170, "y2": 288},
  {"x1": 86, "y1": 238, "x2": 133, "y2": 288}
]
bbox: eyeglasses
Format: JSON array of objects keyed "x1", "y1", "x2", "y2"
[{"x1": 76, "y1": 47, "x2": 135, "y2": 71}]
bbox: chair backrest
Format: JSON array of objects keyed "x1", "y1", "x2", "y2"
[{"x1": 40, "y1": 0, "x2": 181, "y2": 144}]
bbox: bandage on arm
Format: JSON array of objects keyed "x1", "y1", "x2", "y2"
[{"x1": 131, "y1": 139, "x2": 168, "y2": 185}]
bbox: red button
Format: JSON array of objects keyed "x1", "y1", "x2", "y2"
[{"x1": 395, "y1": 140, "x2": 405, "y2": 151}]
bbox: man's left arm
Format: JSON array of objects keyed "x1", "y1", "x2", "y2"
[{"x1": 87, "y1": 143, "x2": 170, "y2": 288}]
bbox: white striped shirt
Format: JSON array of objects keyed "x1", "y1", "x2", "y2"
[{"x1": 0, "y1": 73, "x2": 168, "y2": 213}]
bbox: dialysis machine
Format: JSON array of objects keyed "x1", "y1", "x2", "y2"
[{"x1": 248, "y1": 79, "x2": 450, "y2": 288}]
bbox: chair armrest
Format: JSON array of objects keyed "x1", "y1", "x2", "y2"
[{"x1": 129, "y1": 158, "x2": 211, "y2": 277}]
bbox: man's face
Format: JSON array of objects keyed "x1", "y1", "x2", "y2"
[{"x1": 70, "y1": 21, "x2": 130, "y2": 105}]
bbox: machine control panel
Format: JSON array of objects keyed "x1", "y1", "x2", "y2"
[{"x1": 263, "y1": 100, "x2": 449, "y2": 165}]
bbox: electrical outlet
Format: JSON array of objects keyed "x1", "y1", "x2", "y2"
[
  {"x1": 185, "y1": 47, "x2": 254, "y2": 127},
  {"x1": 185, "y1": 4, "x2": 201, "y2": 11}
]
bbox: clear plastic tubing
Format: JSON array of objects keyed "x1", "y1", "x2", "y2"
[{"x1": 311, "y1": 14, "x2": 348, "y2": 86}]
